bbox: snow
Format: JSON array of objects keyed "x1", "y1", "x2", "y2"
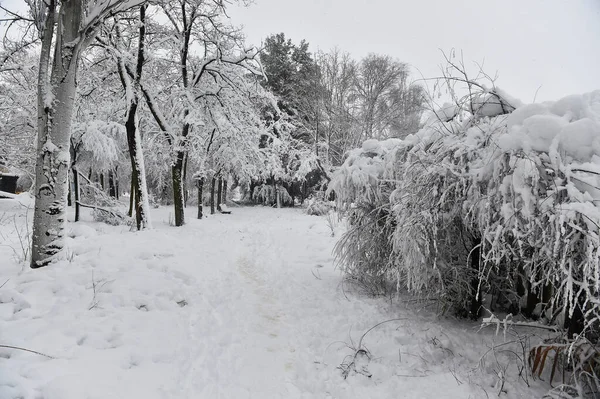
[
  {"x1": 0, "y1": 204, "x2": 552, "y2": 398},
  {"x1": 500, "y1": 90, "x2": 600, "y2": 162},
  {"x1": 429, "y1": 102, "x2": 460, "y2": 123}
]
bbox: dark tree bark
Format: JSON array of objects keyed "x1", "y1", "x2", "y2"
[
  {"x1": 197, "y1": 177, "x2": 204, "y2": 219},
  {"x1": 115, "y1": 167, "x2": 119, "y2": 200},
  {"x1": 125, "y1": 103, "x2": 147, "y2": 229},
  {"x1": 210, "y1": 176, "x2": 216, "y2": 214},
  {"x1": 169, "y1": 5, "x2": 194, "y2": 226},
  {"x1": 183, "y1": 152, "x2": 188, "y2": 205},
  {"x1": 67, "y1": 174, "x2": 72, "y2": 207},
  {"x1": 276, "y1": 183, "x2": 281, "y2": 208},
  {"x1": 73, "y1": 169, "x2": 80, "y2": 222},
  {"x1": 128, "y1": 177, "x2": 135, "y2": 217},
  {"x1": 69, "y1": 141, "x2": 80, "y2": 221},
  {"x1": 117, "y1": 4, "x2": 151, "y2": 230},
  {"x1": 222, "y1": 179, "x2": 227, "y2": 205},
  {"x1": 108, "y1": 170, "x2": 117, "y2": 197},
  {"x1": 171, "y1": 149, "x2": 186, "y2": 225},
  {"x1": 250, "y1": 179, "x2": 257, "y2": 203},
  {"x1": 217, "y1": 178, "x2": 223, "y2": 212},
  {"x1": 272, "y1": 176, "x2": 277, "y2": 207}
]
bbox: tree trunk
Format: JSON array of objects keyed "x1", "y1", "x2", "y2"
[
  {"x1": 171, "y1": 151, "x2": 185, "y2": 226},
  {"x1": 119, "y1": 4, "x2": 151, "y2": 231},
  {"x1": 114, "y1": 165, "x2": 119, "y2": 200},
  {"x1": 276, "y1": 181, "x2": 281, "y2": 208},
  {"x1": 183, "y1": 152, "x2": 188, "y2": 205},
  {"x1": 250, "y1": 179, "x2": 257, "y2": 203},
  {"x1": 125, "y1": 109, "x2": 151, "y2": 230},
  {"x1": 222, "y1": 179, "x2": 228, "y2": 205},
  {"x1": 272, "y1": 177, "x2": 277, "y2": 207},
  {"x1": 73, "y1": 167, "x2": 80, "y2": 222},
  {"x1": 210, "y1": 176, "x2": 216, "y2": 215},
  {"x1": 31, "y1": 0, "x2": 84, "y2": 267},
  {"x1": 128, "y1": 176, "x2": 135, "y2": 217},
  {"x1": 108, "y1": 170, "x2": 116, "y2": 197},
  {"x1": 170, "y1": 10, "x2": 193, "y2": 226},
  {"x1": 67, "y1": 173, "x2": 72, "y2": 207},
  {"x1": 217, "y1": 178, "x2": 223, "y2": 212},
  {"x1": 197, "y1": 177, "x2": 204, "y2": 219}
]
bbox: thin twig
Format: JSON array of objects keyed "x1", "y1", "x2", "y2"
[{"x1": 0, "y1": 345, "x2": 54, "y2": 359}]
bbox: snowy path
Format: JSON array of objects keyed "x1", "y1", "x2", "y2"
[{"x1": 0, "y1": 205, "x2": 545, "y2": 398}]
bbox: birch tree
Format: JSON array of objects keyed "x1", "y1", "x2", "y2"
[{"x1": 23, "y1": 0, "x2": 144, "y2": 267}]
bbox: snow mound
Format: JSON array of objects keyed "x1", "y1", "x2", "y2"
[
  {"x1": 500, "y1": 90, "x2": 600, "y2": 161},
  {"x1": 329, "y1": 138, "x2": 404, "y2": 203}
]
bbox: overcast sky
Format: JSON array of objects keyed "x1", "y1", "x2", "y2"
[
  {"x1": 2, "y1": 0, "x2": 598, "y2": 102},
  {"x1": 228, "y1": 0, "x2": 600, "y2": 103}
]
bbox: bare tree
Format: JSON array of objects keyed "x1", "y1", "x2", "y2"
[
  {"x1": 316, "y1": 48, "x2": 358, "y2": 164},
  {"x1": 354, "y1": 54, "x2": 424, "y2": 140}
]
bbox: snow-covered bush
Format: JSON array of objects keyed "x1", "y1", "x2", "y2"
[
  {"x1": 306, "y1": 197, "x2": 334, "y2": 216},
  {"x1": 251, "y1": 184, "x2": 293, "y2": 206},
  {"x1": 329, "y1": 139, "x2": 400, "y2": 294},
  {"x1": 306, "y1": 201, "x2": 328, "y2": 216},
  {"x1": 330, "y1": 88, "x2": 600, "y2": 341},
  {"x1": 91, "y1": 208, "x2": 131, "y2": 226}
]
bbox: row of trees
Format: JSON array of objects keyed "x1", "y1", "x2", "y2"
[
  {"x1": 0, "y1": 2, "x2": 426, "y2": 268},
  {"x1": 260, "y1": 34, "x2": 425, "y2": 165},
  {"x1": 1, "y1": 0, "x2": 279, "y2": 267}
]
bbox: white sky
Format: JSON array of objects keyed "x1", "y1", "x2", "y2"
[
  {"x1": 2, "y1": 0, "x2": 599, "y2": 102},
  {"x1": 228, "y1": 0, "x2": 600, "y2": 103}
]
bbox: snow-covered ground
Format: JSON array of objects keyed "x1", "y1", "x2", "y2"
[{"x1": 0, "y1": 197, "x2": 551, "y2": 398}]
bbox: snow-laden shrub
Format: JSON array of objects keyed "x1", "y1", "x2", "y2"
[
  {"x1": 306, "y1": 198, "x2": 333, "y2": 216},
  {"x1": 334, "y1": 201, "x2": 396, "y2": 295},
  {"x1": 306, "y1": 201, "x2": 329, "y2": 216},
  {"x1": 91, "y1": 208, "x2": 132, "y2": 226},
  {"x1": 328, "y1": 140, "x2": 401, "y2": 294},
  {"x1": 251, "y1": 183, "x2": 293, "y2": 206},
  {"x1": 330, "y1": 89, "x2": 600, "y2": 337}
]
